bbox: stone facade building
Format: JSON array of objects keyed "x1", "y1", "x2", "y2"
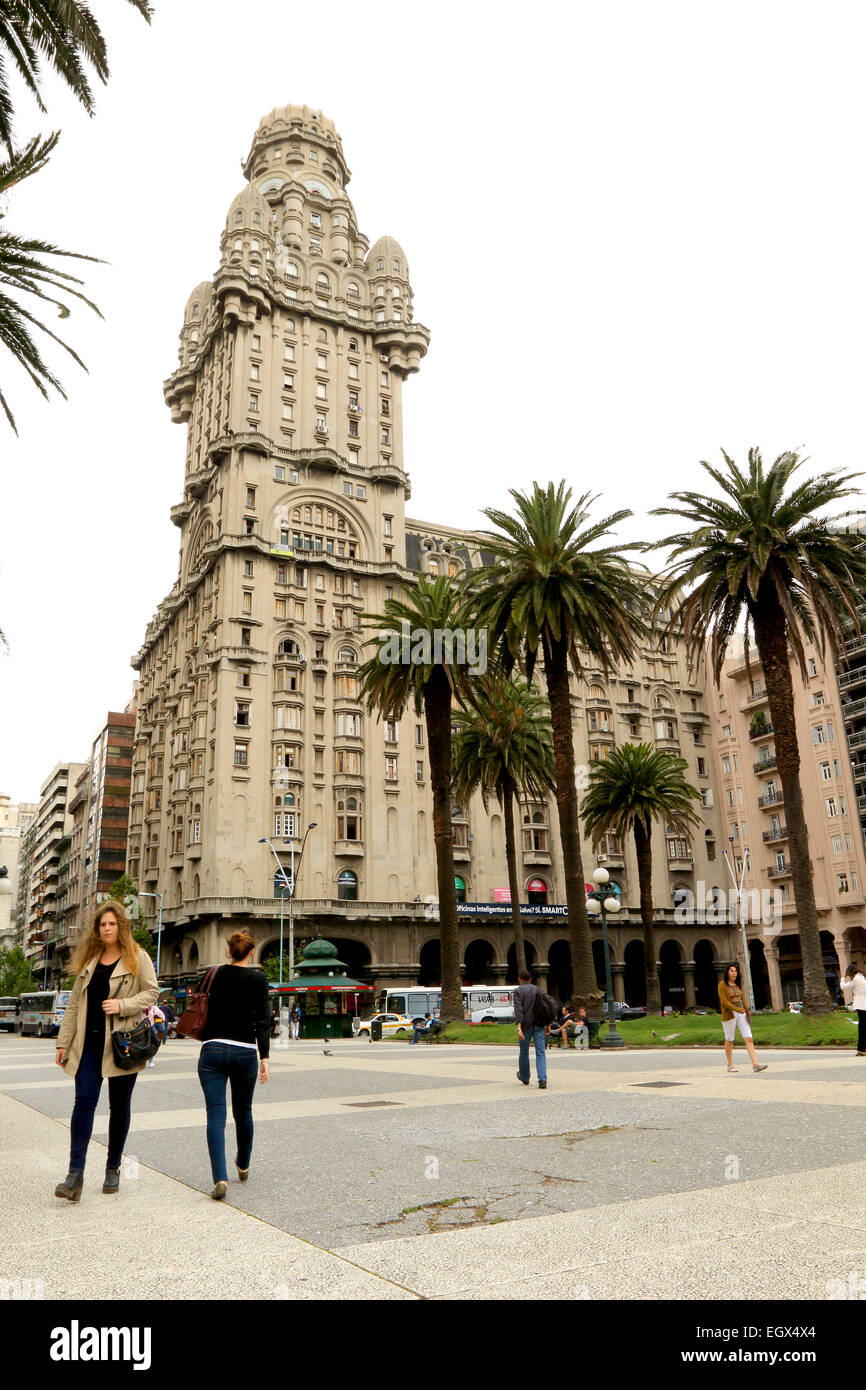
[
  {"x1": 23, "y1": 763, "x2": 85, "y2": 979},
  {"x1": 129, "y1": 103, "x2": 736, "y2": 1008}
]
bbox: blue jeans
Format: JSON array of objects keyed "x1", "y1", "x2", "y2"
[
  {"x1": 69, "y1": 1038, "x2": 137, "y2": 1171},
  {"x1": 518, "y1": 1027, "x2": 548, "y2": 1084},
  {"x1": 197, "y1": 1042, "x2": 258, "y2": 1183}
]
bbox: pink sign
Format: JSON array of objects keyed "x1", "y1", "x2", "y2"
[{"x1": 493, "y1": 888, "x2": 511, "y2": 903}]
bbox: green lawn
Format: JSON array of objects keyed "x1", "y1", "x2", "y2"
[{"x1": 387, "y1": 1012, "x2": 861, "y2": 1048}]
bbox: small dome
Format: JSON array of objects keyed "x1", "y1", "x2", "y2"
[
  {"x1": 367, "y1": 236, "x2": 407, "y2": 275},
  {"x1": 225, "y1": 183, "x2": 273, "y2": 231},
  {"x1": 184, "y1": 281, "x2": 212, "y2": 322},
  {"x1": 255, "y1": 103, "x2": 342, "y2": 146}
]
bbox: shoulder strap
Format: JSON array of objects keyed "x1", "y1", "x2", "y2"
[{"x1": 199, "y1": 966, "x2": 219, "y2": 996}]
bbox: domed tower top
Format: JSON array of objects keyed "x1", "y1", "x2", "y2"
[
  {"x1": 224, "y1": 183, "x2": 274, "y2": 236},
  {"x1": 367, "y1": 236, "x2": 408, "y2": 279},
  {"x1": 242, "y1": 103, "x2": 351, "y2": 189}
]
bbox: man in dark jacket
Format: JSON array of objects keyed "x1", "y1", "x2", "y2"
[{"x1": 514, "y1": 969, "x2": 548, "y2": 1089}]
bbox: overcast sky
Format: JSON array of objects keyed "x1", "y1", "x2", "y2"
[{"x1": 2, "y1": 0, "x2": 866, "y2": 804}]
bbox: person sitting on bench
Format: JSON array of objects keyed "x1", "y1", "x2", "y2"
[{"x1": 410, "y1": 1012, "x2": 435, "y2": 1045}]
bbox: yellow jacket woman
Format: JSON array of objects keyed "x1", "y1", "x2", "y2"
[{"x1": 54, "y1": 900, "x2": 159, "y2": 1202}]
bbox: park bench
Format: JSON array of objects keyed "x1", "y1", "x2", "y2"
[{"x1": 420, "y1": 1021, "x2": 451, "y2": 1044}]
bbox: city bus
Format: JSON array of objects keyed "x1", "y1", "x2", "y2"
[
  {"x1": 378, "y1": 986, "x2": 516, "y2": 1024},
  {"x1": 18, "y1": 991, "x2": 72, "y2": 1038},
  {"x1": 0, "y1": 997, "x2": 18, "y2": 1032}
]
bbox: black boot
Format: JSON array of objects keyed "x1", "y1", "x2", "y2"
[
  {"x1": 55, "y1": 1170, "x2": 84, "y2": 1202},
  {"x1": 102, "y1": 1165, "x2": 120, "y2": 1194}
]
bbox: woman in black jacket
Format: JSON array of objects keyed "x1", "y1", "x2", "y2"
[{"x1": 197, "y1": 930, "x2": 270, "y2": 1200}]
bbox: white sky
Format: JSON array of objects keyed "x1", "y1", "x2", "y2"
[{"x1": 2, "y1": 0, "x2": 866, "y2": 804}]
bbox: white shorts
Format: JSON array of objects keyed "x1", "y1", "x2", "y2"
[{"x1": 723, "y1": 1012, "x2": 752, "y2": 1041}]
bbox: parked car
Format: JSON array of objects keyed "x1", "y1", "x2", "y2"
[
  {"x1": 603, "y1": 1000, "x2": 646, "y2": 1020},
  {"x1": 357, "y1": 1012, "x2": 414, "y2": 1037}
]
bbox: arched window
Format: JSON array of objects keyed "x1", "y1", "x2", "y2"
[
  {"x1": 337, "y1": 868, "x2": 357, "y2": 901},
  {"x1": 347, "y1": 282, "x2": 359, "y2": 297},
  {"x1": 427, "y1": 557, "x2": 440, "y2": 575},
  {"x1": 588, "y1": 684, "x2": 606, "y2": 701},
  {"x1": 285, "y1": 260, "x2": 299, "y2": 278},
  {"x1": 348, "y1": 337, "x2": 358, "y2": 350},
  {"x1": 278, "y1": 638, "x2": 300, "y2": 658},
  {"x1": 393, "y1": 258, "x2": 400, "y2": 271},
  {"x1": 526, "y1": 877, "x2": 548, "y2": 904},
  {"x1": 317, "y1": 328, "x2": 327, "y2": 341},
  {"x1": 337, "y1": 645, "x2": 358, "y2": 664},
  {"x1": 316, "y1": 272, "x2": 330, "y2": 288},
  {"x1": 253, "y1": 211, "x2": 261, "y2": 225},
  {"x1": 454, "y1": 875, "x2": 466, "y2": 904},
  {"x1": 235, "y1": 211, "x2": 243, "y2": 224}
]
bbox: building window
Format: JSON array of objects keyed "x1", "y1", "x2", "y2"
[
  {"x1": 385, "y1": 719, "x2": 398, "y2": 743},
  {"x1": 807, "y1": 657, "x2": 817, "y2": 677},
  {"x1": 234, "y1": 701, "x2": 250, "y2": 727},
  {"x1": 337, "y1": 798, "x2": 361, "y2": 841},
  {"x1": 234, "y1": 742, "x2": 248, "y2": 768},
  {"x1": 337, "y1": 869, "x2": 358, "y2": 901},
  {"x1": 385, "y1": 755, "x2": 398, "y2": 780},
  {"x1": 246, "y1": 487, "x2": 256, "y2": 509}
]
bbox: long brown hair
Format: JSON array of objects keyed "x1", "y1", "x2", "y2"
[{"x1": 70, "y1": 900, "x2": 140, "y2": 977}]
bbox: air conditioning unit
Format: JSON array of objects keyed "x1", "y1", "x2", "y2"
[{"x1": 597, "y1": 854, "x2": 607, "y2": 863}]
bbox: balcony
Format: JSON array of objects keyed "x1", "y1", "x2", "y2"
[
  {"x1": 749, "y1": 722, "x2": 775, "y2": 742},
  {"x1": 838, "y1": 665, "x2": 866, "y2": 692},
  {"x1": 753, "y1": 755, "x2": 778, "y2": 775},
  {"x1": 741, "y1": 686, "x2": 768, "y2": 710},
  {"x1": 767, "y1": 862, "x2": 792, "y2": 880},
  {"x1": 762, "y1": 825, "x2": 789, "y2": 843},
  {"x1": 757, "y1": 791, "x2": 785, "y2": 810},
  {"x1": 852, "y1": 764, "x2": 866, "y2": 784},
  {"x1": 848, "y1": 729, "x2": 866, "y2": 751}
]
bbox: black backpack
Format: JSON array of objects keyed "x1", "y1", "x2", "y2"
[{"x1": 534, "y1": 990, "x2": 559, "y2": 1027}]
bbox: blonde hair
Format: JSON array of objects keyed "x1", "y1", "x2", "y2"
[{"x1": 71, "y1": 900, "x2": 141, "y2": 977}]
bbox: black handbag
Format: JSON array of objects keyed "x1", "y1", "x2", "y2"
[{"x1": 109, "y1": 978, "x2": 162, "y2": 1070}]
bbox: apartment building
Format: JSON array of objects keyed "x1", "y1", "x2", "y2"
[
  {"x1": 710, "y1": 638, "x2": 866, "y2": 1006},
  {"x1": 0, "y1": 796, "x2": 38, "y2": 949},
  {"x1": 129, "y1": 102, "x2": 735, "y2": 1008},
  {"x1": 24, "y1": 764, "x2": 86, "y2": 979}
]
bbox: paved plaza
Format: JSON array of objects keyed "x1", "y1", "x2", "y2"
[{"x1": 2, "y1": 1033, "x2": 866, "y2": 1300}]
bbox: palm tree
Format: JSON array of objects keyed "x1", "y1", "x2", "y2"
[
  {"x1": 581, "y1": 743, "x2": 701, "y2": 1012},
  {"x1": 359, "y1": 575, "x2": 475, "y2": 1021},
  {"x1": 469, "y1": 482, "x2": 647, "y2": 1004},
  {"x1": 0, "y1": 0, "x2": 152, "y2": 152},
  {"x1": 652, "y1": 448, "x2": 866, "y2": 1014},
  {"x1": 452, "y1": 677, "x2": 556, "y2": 977},
  {"x1": 0, "y1": 132, "x2": 101, "y2": 431}
]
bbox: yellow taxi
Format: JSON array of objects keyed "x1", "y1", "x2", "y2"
[{"x1": 357, "y1": 1012, "x2": 414, "y2": 1038}]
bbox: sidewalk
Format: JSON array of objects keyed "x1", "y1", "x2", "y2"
[{"x1": 3, "y1": 1090, "x2": 866, "y2": 1300}]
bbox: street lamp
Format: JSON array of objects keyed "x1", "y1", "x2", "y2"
[
  {"x1": 585, "y1": 867, "x2": 625, "y2": 1049},
  {"x1": 723, "y1": 836, "x2": 756, "y2": 1011},
  {"x1": 138, "y1": 892, "x2": 164, "y2": 981},
  {"x1": 259, "y1": 821, "x2": 317, "y2": 988}
]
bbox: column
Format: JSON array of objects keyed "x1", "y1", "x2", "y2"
[
  {"x1": 611, "y1": 962, "x2": 626, "y2": 1003},
  {"x1": 765, "y1": 944, "x2": 784, "y2": 1011},
  {"x1": 535, "y1": 961, "x2": 549, "y2": 993},
  {"x1": 682, "y1": 962, "x2": 696, "y2": 1010},
  {"x1": 489, "y1": 962, "x2": 509, "y2": 984}
]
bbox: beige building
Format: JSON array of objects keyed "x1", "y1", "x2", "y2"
[
  {"x1": 23, "y1": 764, "x2": 86, "y2": 978},
  {"x1": 709, "y1": 638, "x2": 866, "y2": 1006},
  {"x1": 129, "y1": 103, "x2": 735, "y2": 1008},
  {"x1": 0, "y1": 796, "x2": 38, "y2": 949}
]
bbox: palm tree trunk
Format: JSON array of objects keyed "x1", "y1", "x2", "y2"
[
  {"x1": 542, "y1": 634, "x2": 594, "y2": 1003},
  {"x1": 752, "y1": 586, "x2": 831, "y2": 1014},
  {"x1": 501, "y1": 775, "x2": 527, "y2": 977},
  {"x1": 425, "y1": 666, "x2": 462, "y2": 1021},
  {"x1": 633, "y1": 815, "x2": 661, "y2": 1012}
]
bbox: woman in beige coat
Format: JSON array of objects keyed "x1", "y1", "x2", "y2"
[{"x1": 54, "y1": 900, "x2": 159, "y2": 1201}]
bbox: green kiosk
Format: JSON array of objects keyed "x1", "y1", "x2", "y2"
[{"x1": 271, "y1": 936, "x2": 375, "y2": 1040}]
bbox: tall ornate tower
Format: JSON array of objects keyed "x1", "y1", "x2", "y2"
[{"x1": 130, "y1": 104, "x2": 434, "y2": 979}]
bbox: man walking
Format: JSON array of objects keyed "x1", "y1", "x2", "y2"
[{"x1": 514, "y1": 969, "x2": 548, "y2": 1089}]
